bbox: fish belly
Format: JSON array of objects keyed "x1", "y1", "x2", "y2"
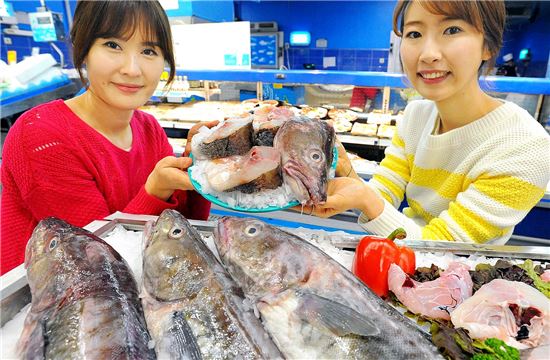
[
  {"x1": 144, "y1": 286, "x2": 262, "y2": 360},
  {"x1": 258, "y1": 289, "x2": 366, "y2": 359},
  {"x1": 44, "y1": 297, "x2": 155, "y2": 360}
]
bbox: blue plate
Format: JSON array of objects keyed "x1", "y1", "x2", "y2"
[{"x1": 188, "y1": 147, "x2": 338, "y2": 213}]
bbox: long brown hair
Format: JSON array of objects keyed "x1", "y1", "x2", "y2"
[
  {"x1": 393, "y1": 0, "x2": 506, "y2": 74},
  {"x1": 71, "y1": 0, "x2": 175, "y2": 86}
]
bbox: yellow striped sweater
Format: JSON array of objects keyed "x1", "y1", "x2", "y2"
[{"x1": 358, "y1": 100, "x2": 550, "y2": 244}]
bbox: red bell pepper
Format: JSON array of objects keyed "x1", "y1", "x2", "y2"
[{"x1": 352, "y1": 228, "x2": 416, "y2": 298}]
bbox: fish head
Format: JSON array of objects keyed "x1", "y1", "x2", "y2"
[
  {"x1": 214, "y1": 217, "x2": 311, "y2": 299},
  {"x1": 274, "y1": 117, "x2": 334, "y2": 205},
  {"x1": 143, "y1": 209, "x2": 203, "y2": 301},
  {"x1": 24, "y1": 217, "x2": 94, "y2": 311}
]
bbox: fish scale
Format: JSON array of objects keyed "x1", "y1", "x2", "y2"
[{"x1": 45, "y1": 297, "x2": 153, "y2": 360}]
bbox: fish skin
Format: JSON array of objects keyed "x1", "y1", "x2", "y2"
[
  {"x1": 18, "y1": 217, "x2": 155, "y2": 360},
  {"x1": 194, "y1": 117, "x2": 253, "y2": 160},
  {"x1": 273, "y1": 116, "x2": 335, "y2": 206},
  {"x1": 252, "y1": 106, "x2": 294, "y2": 147},
  {"x1": 205, "y1": 146, "x2": 282, "y2": 193},
  {"x1": 141, "y1": 209, "x2": 282, "y2": 360},
  {"x1": 231, "y1": 166, "x2": 281, "y2": 194},
  {"x1": 214, "y1": 217, "x2": 445, "y2": 360},
  {"x1": 253, "y1": 129, "x2": 278, "y2": 147}
]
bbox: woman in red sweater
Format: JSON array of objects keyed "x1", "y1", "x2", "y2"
[{"x1": 1, "y1": 1, "x2": 212, "y2": 274}]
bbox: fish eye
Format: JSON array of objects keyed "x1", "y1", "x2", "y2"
[
  {"x1": 309, "y1": 149, "x2": 324, "y2": 162},
  {"x1": 244, "y1": 224, "x2": 262, "y2": 237},
  {"x1": 48, "y1": 237, "x2": 59, "y2": 250},
  {"x1": 170, "y1": 226, "x2": 184, "y2": 238}
]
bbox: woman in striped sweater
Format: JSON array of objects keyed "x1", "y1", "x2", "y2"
[{"x1": 307, "y1": 0, "x2": 550, "y2": 244}]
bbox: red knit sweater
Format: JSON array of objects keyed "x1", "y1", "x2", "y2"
[{"x1": 1, "y1": 100, "x2": 211, "y2": 274}]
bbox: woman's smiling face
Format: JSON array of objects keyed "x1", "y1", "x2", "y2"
[
  {"x1": 84, "y1": 26, "x2": 164, "y2": 111},
  {"x1": 399, "y1": 1, "x2": 491, "y2": 103}
]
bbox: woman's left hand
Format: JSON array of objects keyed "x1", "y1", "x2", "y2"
[
  {"x1": 185, "y1": 120, "x2": 219, "y2": 156},
  {"x1": 292, "y1": 177, "x2": 370, "y2": 218},
  {"x1": 145, "y1": 156, "x2": 195, "y2": 200}
]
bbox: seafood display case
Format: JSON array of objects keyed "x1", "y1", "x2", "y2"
[
  {"x1": 148, "y1": 70, "x2": 549, "y2": 175},
  {"x1": 2, "y1": 213, "x2": 549, "y2": 358}
]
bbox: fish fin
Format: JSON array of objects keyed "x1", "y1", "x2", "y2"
[
  {"x1": 17, "y1": 316, "x2": 47, "y2": 359},
  {"x1": 168, "y1": 311, "x2": 203, "y2": 360},
  {"x1": 296, "y1": 292, "x2": 380, "y2": 337}
]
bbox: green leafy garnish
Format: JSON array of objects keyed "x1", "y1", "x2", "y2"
[
  {"x1": 470, "y1": 260, "x2": 534, "y2": 293},
  {"x1": 471, "y1": 338, "x2": 519, "y2": 360},
  {"x1": 518, "y1": 259, "x2": 550, "y2": 298},
  {"x1": 430, "y1": 321, "x2": 475, "y2": 359}
]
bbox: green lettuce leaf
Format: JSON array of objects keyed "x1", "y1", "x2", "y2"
[
  {"x1": 472, "y1": 338, "x2": 519, "y2": 360},
  {"x1": 518, "y1": 259, "x2": 550, "y2": 299}
]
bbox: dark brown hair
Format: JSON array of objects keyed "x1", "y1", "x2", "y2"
[
  {"x1": 392, "y1": 0, "x2": 506, "y2": 74},
  {"x1": 71, "y1": 0, "x2": 175, "y2": 86}
]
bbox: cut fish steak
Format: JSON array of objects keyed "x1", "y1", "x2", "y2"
[
  {"x1": 204, "y1": 146, "x2": 282, "y2": 193},
  {"x1": 388, "y1": 261, "x2": 473, "y2": 320},
  {"x1": 451, "y1": 279, "x2": 550, "y2": 350},
  {"x1": 192, "y1": 117, "x2": 253, "y2": 160}
]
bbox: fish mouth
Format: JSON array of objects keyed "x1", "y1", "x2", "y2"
[
  {"x1": 24, "y1": 235, "x2": 37, "y2": 268},
  {"x1": 283, "y1": 160, "x2": 323, "y2": 205},
  {"x1": 142, "y1": 220, "x2": 156, "y2": 249},
  {"x1": 214, "y1": 217, "x2": 231, "y2": 256}
]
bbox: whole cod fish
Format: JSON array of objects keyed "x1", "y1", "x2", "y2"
[
  {"x1": 214, "y1": 217, "x2": 444, "y2": 359},
  {"x1": 141, "y1": 209, "x2": 282, "y2": 359},
  {"x1": 18, "y1": 217, "x2": 155, "y2": 359},
  {"x1": 273, "y1": 116, "x2": 334, "y2": 206}
]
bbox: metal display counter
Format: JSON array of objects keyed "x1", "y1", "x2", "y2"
[{"x1": 2, "y1": 212, "x2": 549, "y2": 339}]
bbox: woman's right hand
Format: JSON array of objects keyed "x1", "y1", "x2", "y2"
[{"x1": 145, "y1": 156, "x2": 194, "y2": 201}]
